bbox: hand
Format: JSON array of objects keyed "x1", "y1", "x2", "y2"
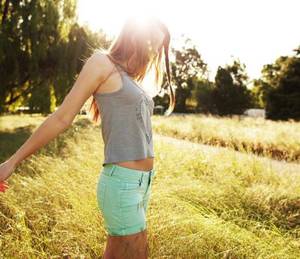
[
  {"x1": 0, "y1": 159, "x2": 16, "y2": 183},
  {"x1": 0, "y1": 181, "x2": 9, "y2": 192}
]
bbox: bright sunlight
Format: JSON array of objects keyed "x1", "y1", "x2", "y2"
[{"x1": 77, "y1": 0, "x2": 300, "y2": 82}]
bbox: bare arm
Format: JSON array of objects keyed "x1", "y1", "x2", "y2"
[{"x1": 0, "y1": 52, "x2": 109, "y2": 180}]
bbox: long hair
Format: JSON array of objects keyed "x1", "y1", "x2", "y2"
[{"x1": 88, "y1": 16, "x2": 175, "y2": 123}]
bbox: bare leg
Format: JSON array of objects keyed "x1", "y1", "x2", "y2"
[{"x1": 102, "y1": 229, "x2": 148, "y2": 259}]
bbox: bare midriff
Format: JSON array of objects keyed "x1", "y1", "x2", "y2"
[{"x1": 112, "y1": 157, "x2": 154, "y2": 172}]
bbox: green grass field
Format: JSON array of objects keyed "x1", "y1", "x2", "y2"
[{"x1": 0, "y1": 114, "x2": 300, "y2": 258}]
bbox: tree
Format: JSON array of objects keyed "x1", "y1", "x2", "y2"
[
  {"x1": 265, "y1": 46, "x2": 300, "y2": 120},
  {"x1": 170, "y1": 37, "x2": 208, "y2": 112},
  {"x1": 211, "y1": 59, "x2": 253, "y2": 115},
  {"x1": 194, "y1": 79, "x2": 216, "y2": 113},
  {"x1": 0, "y1": 0, "x2": 77, "y2": 113},
  {"x1": 0, "y1": 0, "x2": 110, "y2": 114},
  {"x1": 251, "y1": 79, "x2": 272, "y2": 108},
  {"x1": 251, "y1": 56, "x2": 289, "y2": 109}
]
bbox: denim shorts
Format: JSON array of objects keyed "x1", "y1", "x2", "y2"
[{"x1": 96, "y1": 163, "x2": 156, "y2": 236}]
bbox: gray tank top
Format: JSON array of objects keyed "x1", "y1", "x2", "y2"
[{"x1": 94, "y1": 62, "x2": 155, "y2": 167}]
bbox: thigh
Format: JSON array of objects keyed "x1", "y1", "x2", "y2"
[{"x1": 105, "y1": 229, "x2": 148, "y2": 259}]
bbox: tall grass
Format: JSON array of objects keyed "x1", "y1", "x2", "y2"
[
  {"x1": 152, "y1": 114, "x2": 300, "y2": 163},
  {"x1": 0, "y1": 114, "x2": 299, "y2": 258}
]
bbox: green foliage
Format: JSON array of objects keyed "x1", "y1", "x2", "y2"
[
  {"x1": 265, "y1": 49, "x2": 300, "y2": 121},
  {"x1": 170, "y1": 38, "x2": 208, "y2": 112},
  {"x1": 0, "y1": 0, "x2": 110, "y2": 114},
  {"x1": 251, "y1": 79, "x2": 273, "y2": 108},
  {"x1": 49, "y1": 84, "x2": 57, "y2": 113},
  {"x1": 194, "y1": 79, "x2": 216, "y2": 113},
  {"x1": 251, "y1": 57, "x2": 289, "y2": 110},
  {"x1": 212, "y1": 60, "x2": 253, "y2": 115},
  {"x1": 28, "y1": 80, "x2": 52, "y2": 114},
  {"x1": 266, "y1": 91, "x2": 300, "y2": 121},
  {"x1": 194, "y1": 59, "x2": 253, "y2": 116}
]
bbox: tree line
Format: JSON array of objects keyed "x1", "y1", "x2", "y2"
[
  {"x1": 1, "y1": 0, "x2": 299, "y2": 121},
  {"x1": 164, "y1": 38, "x2": 300, "y2": 121}
]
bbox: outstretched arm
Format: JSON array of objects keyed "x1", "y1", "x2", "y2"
[{"x1": 0, "y1": 52, "x2": 109, "y2": 182}]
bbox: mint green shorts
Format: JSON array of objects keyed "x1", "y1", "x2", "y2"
[{"x1": 96, "y1": 163, "x2": 156, "y2": 236}]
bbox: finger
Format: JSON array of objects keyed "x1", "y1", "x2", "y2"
[{"x1": 0, "y1": 185, "x2": 8, "y2": 190}]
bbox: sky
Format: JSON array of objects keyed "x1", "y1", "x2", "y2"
[{"x1": 76, "y1": 0, "x2": 300, "y2": 83}]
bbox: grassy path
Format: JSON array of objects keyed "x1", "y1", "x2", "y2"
[
  {"x1": 152, "y1": 114, "x2": 300, "y2": 163},
  {"x1": 155, "y1": 134, "x2": 300, "y2": 177}
]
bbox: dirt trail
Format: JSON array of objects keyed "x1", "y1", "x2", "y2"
[{"x1": 155, "y1": 134, "x2": 300, "y2": 176}]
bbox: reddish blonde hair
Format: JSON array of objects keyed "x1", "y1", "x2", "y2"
[{"x1": 88, "y1": 16, "x2": 175, "y2": 123}]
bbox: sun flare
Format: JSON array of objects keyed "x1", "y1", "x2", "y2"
[{"x1": 77, "y1": 0, "x2": 300, "y2": 81}]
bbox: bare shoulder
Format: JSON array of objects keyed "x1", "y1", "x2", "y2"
[
  {"x1": 79, "y1": 51, "x2": 113, "y2": 82},
  {"x1": 90, "y1": 50, "x2": 115, "y2": 70}
]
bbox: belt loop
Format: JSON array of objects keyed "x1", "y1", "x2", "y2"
[{"x1": 110, "y1": 164, "x2": 116, "y2": 176}]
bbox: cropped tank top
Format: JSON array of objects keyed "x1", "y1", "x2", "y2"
[{"x1": 94, "y1": 62, "x2": 155, "y2": 167}]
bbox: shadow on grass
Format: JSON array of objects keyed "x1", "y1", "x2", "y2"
[
  {"x1": 0, "y1": 117, "x2": 96, "y2": 163},
  {"x1": 0, "y1": 125, "x2": 35, "y2": 162}
]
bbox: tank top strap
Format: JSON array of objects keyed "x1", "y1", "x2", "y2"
[
  {"x1": 114, "y1": 63, "x2": 127, "y2": 75},
  {"x1": 105, "y1": 54, "x2": 125, "y2": 75},
  {"x1": 99, "y1": 66, "x2": 119, "y2": 86}
]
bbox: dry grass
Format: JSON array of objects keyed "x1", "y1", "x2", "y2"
[
  {"x1": 0, "y1": 114, "x2": 299, "y2": 258},
  {"x1": 152, "y1": 113, "x2": 300, "y2": 163}
]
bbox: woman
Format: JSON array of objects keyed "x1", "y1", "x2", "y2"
[{"x1": 0, "y1": 16, "x2": 175, "y2": 258}]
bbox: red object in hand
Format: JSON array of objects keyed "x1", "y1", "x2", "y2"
[{"x1": 0, "y1": 181, "x2": 9, "y2": 193}]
